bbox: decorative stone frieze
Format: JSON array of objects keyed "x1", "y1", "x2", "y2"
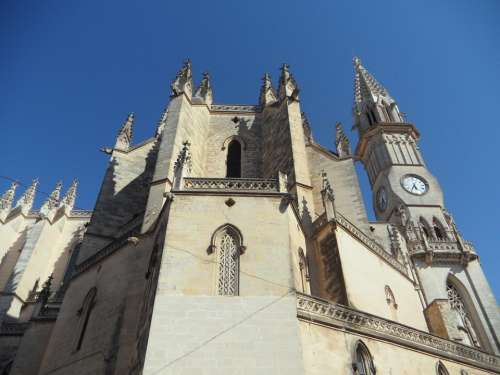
[{"x1": 296, "y1": 293, "x2": 500, "y2": 373}]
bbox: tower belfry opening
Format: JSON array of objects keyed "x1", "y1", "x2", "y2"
[{"x1": 226, "y1": 140, "x2": 241, "y2": 178}]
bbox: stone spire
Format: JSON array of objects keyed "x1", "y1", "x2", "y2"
[
  {"x1": 353, "y1": 57, "x2": 403, "y2": 135},
  {"x1": 259, "y1": 73, "x2": 277, "y2": 106},
  {"x1": 115, "y1": 113, "x2": 134, "y2": 151},
  {"x1": 0, "y1": 182, "x2": 18, "y2": 221},
  {"x1": 193, "y1": 72, "x2": 213, "y2": 105},
  {"x1": 278, "y1": 64, "x2": 299, "y2": 101},
  {"x1": 353, "y1": 56, "x2": 391, "y2": 107},
  {"x1": 60, "y1": 179, "x2": 78, "y2": 212},
  {"x1": 15, "y1": 179, "x2": 38, "y2": 214},
  {"x1": 40, "y1": 181, "x2": 62, "y2": 218},
  {"x1": 170, "y1": 59, "x2": 193, "y2": 99},
  {"x1": 335, "y1": 122, "x2": 351, "y2": 158}
]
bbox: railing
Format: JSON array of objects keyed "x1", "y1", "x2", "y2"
[
  {"x1": 296, "y1": 293, "x2": 500, "y2": 373},
  {"x1": 183, "y1": 177, "x2": 280, "y2": 193},
  {"x1": 210, "y1": 104, "x2": 260, "y2": 113}
]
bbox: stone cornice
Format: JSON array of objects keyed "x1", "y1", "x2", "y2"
[{"x1": 296, "y1": 293, "x2": 500, "y2": 373}]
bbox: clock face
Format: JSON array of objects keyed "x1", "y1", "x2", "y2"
[
  {"x1": 377, "y1": 187, "x2": 388, "y2": 211},
  {"x1": 401, "y1": 175, "x2": 428, "y2": 195}
]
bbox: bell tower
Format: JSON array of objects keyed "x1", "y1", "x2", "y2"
[
  {"x1": 353, "y1": 57, "x2": 445, "y2": 228},
  {"x1": 353, "y1": 57, "x2": 500, "y2": 353}
]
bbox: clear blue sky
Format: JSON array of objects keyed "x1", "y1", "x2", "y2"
[{"x1": 1, "y1": 1, "x2": 499, "y2": 299}]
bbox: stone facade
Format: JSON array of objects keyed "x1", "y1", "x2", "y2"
[{"x1": 0, "y1": 58, "x2": 499, "y2": 375}]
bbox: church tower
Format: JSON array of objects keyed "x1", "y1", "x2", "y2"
[{"x1": 354, "y1": 57, "x2": 500, "y2": 354}]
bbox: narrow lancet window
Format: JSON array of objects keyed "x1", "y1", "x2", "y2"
[
  {"x1": 74, "y1": 287, "x2": 97, "y2": 351},
  {"x1": 226, "y1": 140, "x2": 241, "y2": 178},
  {"x1": 385, "y1": 285, "x2": 398, "y2": 321},
  {"x1": 433, "y1": 218, "x2": 446, "y2": 240},
  {"x1": 353, "y1": 341, "x2": 376, "y2": 375},
  {"x1": 447, "y1": 281, "x2": 481, "y2": 348}
]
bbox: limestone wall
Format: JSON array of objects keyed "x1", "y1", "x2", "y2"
[
  {"x1": 143, "y1": 193, "x2": 306, "y2": 374},
  {"x1": 298, "y1": 321, "x2": 496, "y2": 374},
  {"x1": 37, "y1": 235, "x2": 154, "y2": 375},
  {"x1": 336, "y1": 226, "x2": 428, "y2": 330},
  {"x1": 204, "y1": 113, "x2": 261, "y2": 178}
]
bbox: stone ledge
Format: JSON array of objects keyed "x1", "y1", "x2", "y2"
[{"x1": 296, "y1": 293, "x2": 500, "y2": 373}]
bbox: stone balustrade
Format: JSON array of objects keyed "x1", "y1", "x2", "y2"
[
  {"x1": 183, "y1": 177, "x2": 281, "y2": 193},
  {"x1": 296, "y1": 293, "x2": 500, "y2": 373}
]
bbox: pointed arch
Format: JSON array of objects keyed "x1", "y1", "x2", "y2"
[
  {"x1": 352, "y1": 340, "x2": 376, "y2": 375},
  {"x1": 209, "y1": 224, "x2": 245, "y2": 296},
  {"x1": 432, "y1": 217, "x2": 447, "y2": 240},
  {"x1": 384, "y1": 285, "x2": 398, "y2": 321},
  {"x1": 436, "y1": 361, "x2": 450, "y2": 375},
  {"x1": 446, "y1": 275, "x2": 486, "y2": 349},
  {"x1": 419, "y1": 217, "x2": 432, "y2": 239},
  {"x1": 74, "y1": 287, "x2": 97, "y2": 351},
  {"x1": 298, "y1": 247, "x2": 310, "y2": 293},
  {"x1": 226, "y1": 140, "x2": 242, "y2": 178}
]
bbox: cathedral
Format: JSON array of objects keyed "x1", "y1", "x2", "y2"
[{"x1": 0, "y1": 58, "x2": 499, "y2": 375}]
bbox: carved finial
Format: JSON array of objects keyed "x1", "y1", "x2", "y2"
[
  {"x1": 60, "y1": 179, "x2": 78, "y2": 212},
  {"x1": 353, "y1": 56, "x2": 361, "y2": 68},
  {"x1": 0, "y1": 181, "x2": 18, "y2": 211},
  {"x1": 279, "y1": 63, "x2": 299, "y2": 101},
  {"x1": 40, "y1": 181, "x2": 62, "y2": 217},
  {"x1": 156, "y1": 106, "x2": 168, "y2": 137},
  {"x1": 259, "y1": 73, "x2": 277, "y2": 106},
  {"x1": 115, "y1": 113, "x2": 134, "y2": 151},
  {"x1": 335, "y1": 122, "x2": 351, "y2": 157},
  {"x1": 170, "y1": 59, "x2": 193, "y2": 99},
  {"x1": 15, "y1": 179, "x2": 38, "y2": 214},
  {"x1": 173, "y1": 141, "x2": 192, "y2": 189},
  {"x1": 193, "y1": 71, "x2": 213, "y2": 105},
  {"x1": 321, "y1": 171, "x2": 331, "y2": 192},
  {"x1": 37, "y1": 274, "x2": 53, "y2": 305},
  {"x1": 301, "y1": 112, "x2": 313, "y2": 142},
  {"x1": 320, "y1": 171, "x2": 336, "y2": 221}
]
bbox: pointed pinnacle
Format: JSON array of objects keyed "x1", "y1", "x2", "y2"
[
  {"x1": 61, "y1": 179, "x2": 78, "y2": 210},
  {"x1": 1, "y1": 181, "x2": 18, "y2": 210},
  {"x1": 15, "y1": 178, "x2": 38, "y2": 209}
]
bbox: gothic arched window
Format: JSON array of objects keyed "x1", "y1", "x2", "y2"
[
  {"x1": 298, "y1": 247, "x2": 310, "y2": 293},
  {"x1": 446, "y1": 279, "x2": 481, "y2": 348},
  {"x1": 385, "y1": 285, "x2": 398, "y2": 321},
  {"x1": 210, "y1": 224, "x2": 244, "y2": 296},
  {"x1": 433, "y1": 217, "x2": 447, "y2": 240},
  {"x1": 353, "y1": 341, "x2": 376, "y2": 375},
  {"x1": 436, "y1": 361, "x2": 450, "y2": 375},
  {"x1": 419, "y1": 217, "x2": 432, "y2": 239},
  {"x1": 226, "y1": 140, "x2": 241, "y2": 178},
  {"x1": 74, "y1": 287, "x2": 97, "y2": 351}
]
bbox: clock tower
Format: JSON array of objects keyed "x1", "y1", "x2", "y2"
[
  {"x1": 353, "y1": 57, "x2": 447, "y2": 232},
  {"x1": 353, "y1": 57, "x2": 500, "y2": 353}
]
